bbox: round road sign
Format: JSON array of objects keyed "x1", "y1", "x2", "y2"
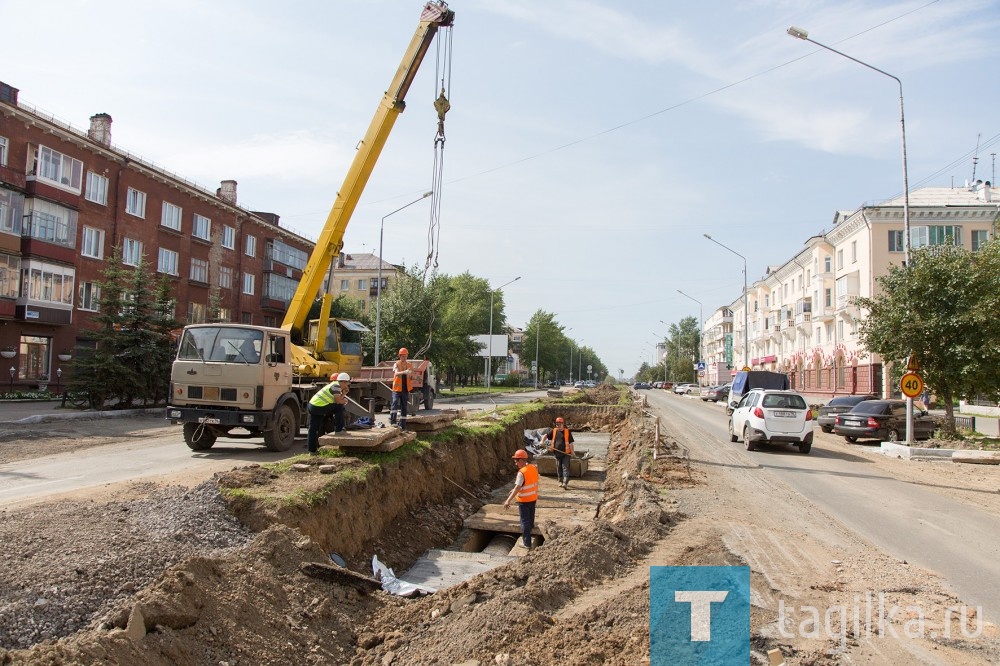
[{"x1": 900, "y1": 372, "x2": 924, "y2": 399}]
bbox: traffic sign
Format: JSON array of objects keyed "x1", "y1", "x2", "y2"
[
  {"x1": 696, "y1": 361, "x2": 706, "y2": 371},
  {"x1": 900, "y1": 372, "x2": 923, "y2": 398},
  {"x1": 698, "y1": 371, "x2": 705, "y2": 377},
  {"x1": 906, "y1": 354, "x2": 920, "y2": 372},
  {"x1": 741, "y1": 366, "x2": 751, "y2": 372}
]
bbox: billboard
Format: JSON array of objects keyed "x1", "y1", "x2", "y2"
[{"x1": 471, "y1": 334, "x2": 510, "y2": 358}]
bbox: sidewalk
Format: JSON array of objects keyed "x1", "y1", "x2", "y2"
[{"x1": 0, "y1": 400, "x2": 161, "y2": 425}]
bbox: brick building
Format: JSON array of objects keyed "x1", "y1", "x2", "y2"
[{"x1": 0, "y1": 81, "x2": 314, "y2": 390}]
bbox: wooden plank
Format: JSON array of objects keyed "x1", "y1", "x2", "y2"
[
  {"x1": 299, "y1": 562, "x2": 381, "y2": 593},
  {"x1": 320, "y1": 427, "x2": 399, "y2": 448},
  {"x1": 340, "y1": 431, "x2": 416, "y2": 453}
]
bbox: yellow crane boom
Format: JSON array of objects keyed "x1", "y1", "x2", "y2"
[{"x1": 282, "y1": 1, "x2": 454, "y2": 377}]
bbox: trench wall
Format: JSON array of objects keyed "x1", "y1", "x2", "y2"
[{"x1": 231, "y1": 404, "x2": 630, "y2": 569}]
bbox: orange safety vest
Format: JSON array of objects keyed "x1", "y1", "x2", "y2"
[
  {"x1": 391, "y1": 360, "x2": 412, "y2": 393},
  {"x1": 516, "y1": 464, "x2": 539, "y2": 503},
  {"x1": 550, "y1": 427, "x2": 574, "y2": 455}
]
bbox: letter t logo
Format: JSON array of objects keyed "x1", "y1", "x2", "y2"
[{"x1": 674, "y1": 590, "x2": 729, "y2": 641}]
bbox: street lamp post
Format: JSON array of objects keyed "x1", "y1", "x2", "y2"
[
  {"x1": 655, "y1": 325, "x2": 670, "y2": 384},
  {"x1": 677, "y1": 290, "x2": 703, "y2": 385},
  {"x1": 565, "y1": 328, "x2": 573, "y2": 384},
  {"x1": 703, "y1": 234, "x2": 749, "y2": 371},
  {"x1": 534, "y1": 320, "x2": 541, "y2": 389},
  {"x1": 375, "y1": 191, "x2": 432, "y2": 366},
  {"x1": 787, "y1": 26, "x2": 913, "y2": 442},
  {"x1": 487, "y1": 276, "x2": 521, "y2": 396}
]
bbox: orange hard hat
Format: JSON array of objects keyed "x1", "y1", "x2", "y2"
[
  {"x1": 555, "y1": 417, "x2": 565, "y2": 424},
  {"x1": 512, "y1": 449, "x2": 529, "y2": 460},
  {"x1": 399, "y1": 347, "x2": 408, "y2": 356}
]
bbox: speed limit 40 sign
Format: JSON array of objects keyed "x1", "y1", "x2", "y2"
[{"x1": 900, "y1": 372, "x2": 924, "y2": 398}]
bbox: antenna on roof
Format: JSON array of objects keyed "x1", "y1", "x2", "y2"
[{"x1": 970, "y1": 133, "x2": 982, "y2": 187}]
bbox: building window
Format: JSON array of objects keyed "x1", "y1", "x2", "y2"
[
  {"x1": 0, "y1": 189, "x2": 24, "y2": 235},
  {"x1": 125, "y1": 187, "x2": 146, "y2": 218},
  {"x1": 0, "y1": 253, "x2": 21, "y2": 299},
  {"x1": 972, "y1": 229, "x2": 990, "y2": 251},
  {"x1": 23, "y1": 199, "x2": 76, "y2": 246},
  {"x1": 157, "y1": 248, "x2": 179, "y2": 275},
  {"x1": 816, "y1": 326, "x2": 822, "y2": 344},
  {"x1": 824, "y1": 256, "x2": 831, "y2": 272},
  {"x1": 245, "y1": 234, "x2": 257, "y2": 257},
  {"x1": 36, "y1": 145, "x2": 83, "y2": 191},
  {"x1": 241, "y1": 311, "x2": 253, "y2": 324},
  {"x1": 85, "y1": 172, "x2": 108, "y2": 205},
  {"x1": 264, "y1": 273, "x2": 297, "y2": 302},
  {"x1": 911, "y1": 225, "x2": 962, "y2": 248},
  {"x1": 837, "y1": 319, "x2": 844, "y2": 340},
  {"x1": 161, "y1": 202, "x2": 182, "y2": 231},
  {"x1": 263, "y1": 315, "x2": 276, "y2": 327},
  {"x1": 22, "y1": 261, "x2": 74, "y2": 306},
  {"x1": 217, "y1": 307, "x2": 232, "y2": 322},
  {"x1": 268, "y1": 239, "x2": 308, "y2": 270},
  {"x1": 851, "y1": 240, "x2": 857, "y2": 263},
  {"x1": 192, "y1": 214, "x2": 211, "y2": 240},
  {"x1": 219, "y1": 266, "x2": 233, "y2": 289},
  {"x1": 18, "y1": 335, "x2": 52, "y2": 381},
  {"x1": 836, "y1": 249, "x2": 843, "y2": 270},
  {"x1": 79, "y1": 281, "x2": 101, "y2": 311},
  {"x1": 81, "y1": 227, "x2": 104, "y2": 259},
  {"x1": 190, "y1": 257, "x2": 209, "y2": 283},
  {"x1": 242, "y1": 272, "x2": 255, "y2": 295},
  {"x1": 222, "y1": 225, "x2": 235, "y2": 249},
  {"x1": 187, "y1": 302, "x2": 206, "y2": 324},
  {"x1": 888, "y1": 230, "x2": 904, "y2": 252},
  {"x1": 0, "y1": 136, "x2": 7, "y2": 166},
  {"x1": 340, "y1": 279, "x2": 349, "y2": 291},
  {"x1": 122, "y1": 238, "x2": 143, "y2": 266},
  {"x1": 824, "y1": 288, "x2": 832, "y2": 308}
]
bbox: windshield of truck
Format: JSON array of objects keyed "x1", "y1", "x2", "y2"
[{"x1": 177, "y1": 327, "x2": 263, "y2": 364}]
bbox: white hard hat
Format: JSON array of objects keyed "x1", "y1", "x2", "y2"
[{"x1": 336, "y1": 373, "x2": 351, "y2": 381}]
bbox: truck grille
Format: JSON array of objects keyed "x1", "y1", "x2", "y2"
[{"x1": 186, "y1": 386, "x2": 238, "y2": 401}]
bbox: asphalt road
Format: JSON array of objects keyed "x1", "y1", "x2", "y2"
[
  {"x1": 0, "y1": 390, "x2": 548, "y2": 507},
  {"x1": 644, "y1": 389, "x2": 1000, "y2": 625}
]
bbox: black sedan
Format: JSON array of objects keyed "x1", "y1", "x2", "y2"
[
  {"x1": 817, "y1": 395, "x2": 878, "y2": 432},
  {"x1": 833, "y1": 399, "x2": 937, "y2": 442}
]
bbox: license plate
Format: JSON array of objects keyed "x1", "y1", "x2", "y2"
[
  {"x1": 198, "y1": 417, "x2": 221, "y2": 424},
  {"x1": 773, "y1": 411, "x2": 796, "y2": 418},
  {"x1": 844, "y1": 420, "x2": 860, "y2": 427}
]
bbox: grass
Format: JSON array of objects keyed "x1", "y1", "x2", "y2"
[{"x1": 436, "y1": 385, "x2": 536, "y2": 398}]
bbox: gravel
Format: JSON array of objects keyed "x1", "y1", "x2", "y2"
[{"x1": 0, "y1": 481, "x2": 254, "y2": 650}]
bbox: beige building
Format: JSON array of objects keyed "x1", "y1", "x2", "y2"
[
  {"x1": 707, "y1": 184, "x2": 997, "y2": 400},
  {"x1": 328, "y1": 252, "x2": 399, "y2": 316}
]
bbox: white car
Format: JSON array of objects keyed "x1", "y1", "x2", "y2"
[
  {"x1": 673, "y1": 383, "x2": 693, "y2": 395},
  {"x1": 728, "y1": 389, "x2": 814, "y2": 454}
]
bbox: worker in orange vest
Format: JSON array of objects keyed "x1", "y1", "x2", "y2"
[
  {"x1": 390, "y1": 347, "x2": 412, "y2": 430},
  {"x1": 542, "y1": 416, "x2": 575, "y2": 489},
  {"x1": 503, "y1": 449, "x2": 539, "y2": 550}
]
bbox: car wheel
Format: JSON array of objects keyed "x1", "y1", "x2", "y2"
[
  {"x1": 845, "y1": 436, "x2": 858, "y2": 443},
  {"x1": 798, "y1": 436, "x2": 812, "y2": 454},
  {"x1": 887, "y1": 429, "x2": 900, "y2": 442},
  {"x1": 743, "y1": 425, "x2": 756, "y2": 451},
  {"x1": 728, "y1": 420, "x2": 738, "y2": 443},
  {"x1": 820, "y1": 426, "x2": 833, "y2": 433}
]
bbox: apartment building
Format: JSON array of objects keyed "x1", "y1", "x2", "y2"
[
  {"x1": 330, "y1": 252, "x2": 399, "y2": 316},
  {"x1": 0, "y1": 82, "x2": 314, "y2": 389},
  {"x1": 703, "y1": 183, "x2": 997, "y2": 400}
]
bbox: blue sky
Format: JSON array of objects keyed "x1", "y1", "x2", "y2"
[{"x1": 4, "y1": 0, "x2": 998, "y2": 378}]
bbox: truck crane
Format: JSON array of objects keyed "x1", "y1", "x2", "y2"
[{"x1": 167, "y1": 2, "x2": 454, "y2": 452}]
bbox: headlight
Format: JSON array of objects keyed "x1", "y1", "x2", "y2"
[
  {"x1": 242, "y1": 414, "x2": 256, "y2": 423},
  {"x1": 169, "y1": 410, "x2": 182, "y2": 418}
]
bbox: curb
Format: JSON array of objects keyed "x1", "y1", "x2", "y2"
[
  {"x1": 1, "y1": 407, "x2": 164, "y2": 425},
  {"x1": 879, "y1": 441, "x2": 957, "y2": 461}
]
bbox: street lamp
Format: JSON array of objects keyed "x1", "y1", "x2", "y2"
[
  {"x1": 787, "y1": 25, "x2": 913, "y2": 441},
  {"x1": 487, "y1": 276, "x2": 521, "y2": 396},
  {"x1": 375, "y1": 191, "x2": 432, "y2": 366},
  {"x1": 565, "y1": 328, "x2": 574, "y2": 384},
  {"x1": 677, "y1": 290, "x2": 703, "y2": 385},
  {"x1": 704, "y1": 234, "x2": 749, "y2": 371}
]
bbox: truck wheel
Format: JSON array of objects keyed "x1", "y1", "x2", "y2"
[
  {"x1": 264, "y1": 404, "x2": 297, "y2": 452},
  {"x1": 743, "y1": 425, "x2": 756, "y2": 451},
  {"x1": 424, "y1": 387, "x2": 434, "y2": 410},
  {"x1": 183, "y1": 423, "x2": 217, "y2": 451}
]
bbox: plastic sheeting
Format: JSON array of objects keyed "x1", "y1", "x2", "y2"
[{"x1": 372, "y1": 555, "x2": 436, "y2": 597}]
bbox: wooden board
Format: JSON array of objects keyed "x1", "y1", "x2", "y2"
[
  {"x1": 299, "y1": 562, "x2": 381, "y2": 593},
  {"x1": 321, "y1": 428, "x2": 416, "y2": 452}
]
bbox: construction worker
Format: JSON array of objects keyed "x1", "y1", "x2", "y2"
[
  {"x1": 542, "y1": 416, "x2": 575, "y2": 489},
  {"x1": 306, "y1": 373, "x2": 350, "y2": 454},
  {"x1": 331, "y1": 373, "x2": 351, "y2": 433},
  {"x1": 503, "y1": 449, "x2": 539, "y2": 550},
  {"x1": 390, "y1": 347, "x2": 412, "y2": 430}
]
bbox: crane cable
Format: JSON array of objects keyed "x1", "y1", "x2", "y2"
[{"x1": 424, "y1": 23, "x2": 453, "y2": 280}]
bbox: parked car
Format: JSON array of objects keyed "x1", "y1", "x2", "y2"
[
  {"x1": 816, "y1": 395, "x2": 878, "y2": 433},
  {"x1": 729, "y1": 389, "x2": 814, "y2": 453},
  {"x1": 673, "y1": 383, "x2": 694, "y2": 395},
  {"x1": 633, "y1": 382, "x2": 650, "y2": 390},
  {"x1": 701, "y1": 384, "x2": 731, "y2": 402},
  {"x1": 833, "y1": 399, "x2": 937, "y2": 442}
]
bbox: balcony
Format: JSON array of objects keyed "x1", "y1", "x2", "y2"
[
  {"x1": 0, "y1": 165, "x2": 26, "y2": 189},
  {"x1": 837, "y1": 294, "x2": 860, "y2": 320},
  {"x1": 260, "y1": 296, "x2": 290, "y2": 313}
]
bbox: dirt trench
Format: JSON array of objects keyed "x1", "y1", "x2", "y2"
[{"x1": 4, "y1": 395, "x2": 684, "y2": 666}]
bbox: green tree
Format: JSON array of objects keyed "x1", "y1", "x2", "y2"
[
  {"x1": 69, "y1": 248, "x2": 180, "y2": 408},
  {"x1": 521, "y1": 310, "x2": 566, "y2": 386},
  {"x1": 662, "y1": 316, "x2": 700, "y2": 382},
  {"x1": 856, "y1": 240, "x2": 1000, "y2": 433}
]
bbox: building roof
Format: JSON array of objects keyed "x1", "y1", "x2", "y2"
[
  {"x1": 339, "y1": 253, "x2": 398, "y2": 271},
  {"x1": 875, "y1": 185, "x2": 995, "y2": 208}
]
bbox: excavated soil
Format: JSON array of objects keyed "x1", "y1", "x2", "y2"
[{"x1": 2, "y1": 388, "x2": 999, "y2": 665}]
